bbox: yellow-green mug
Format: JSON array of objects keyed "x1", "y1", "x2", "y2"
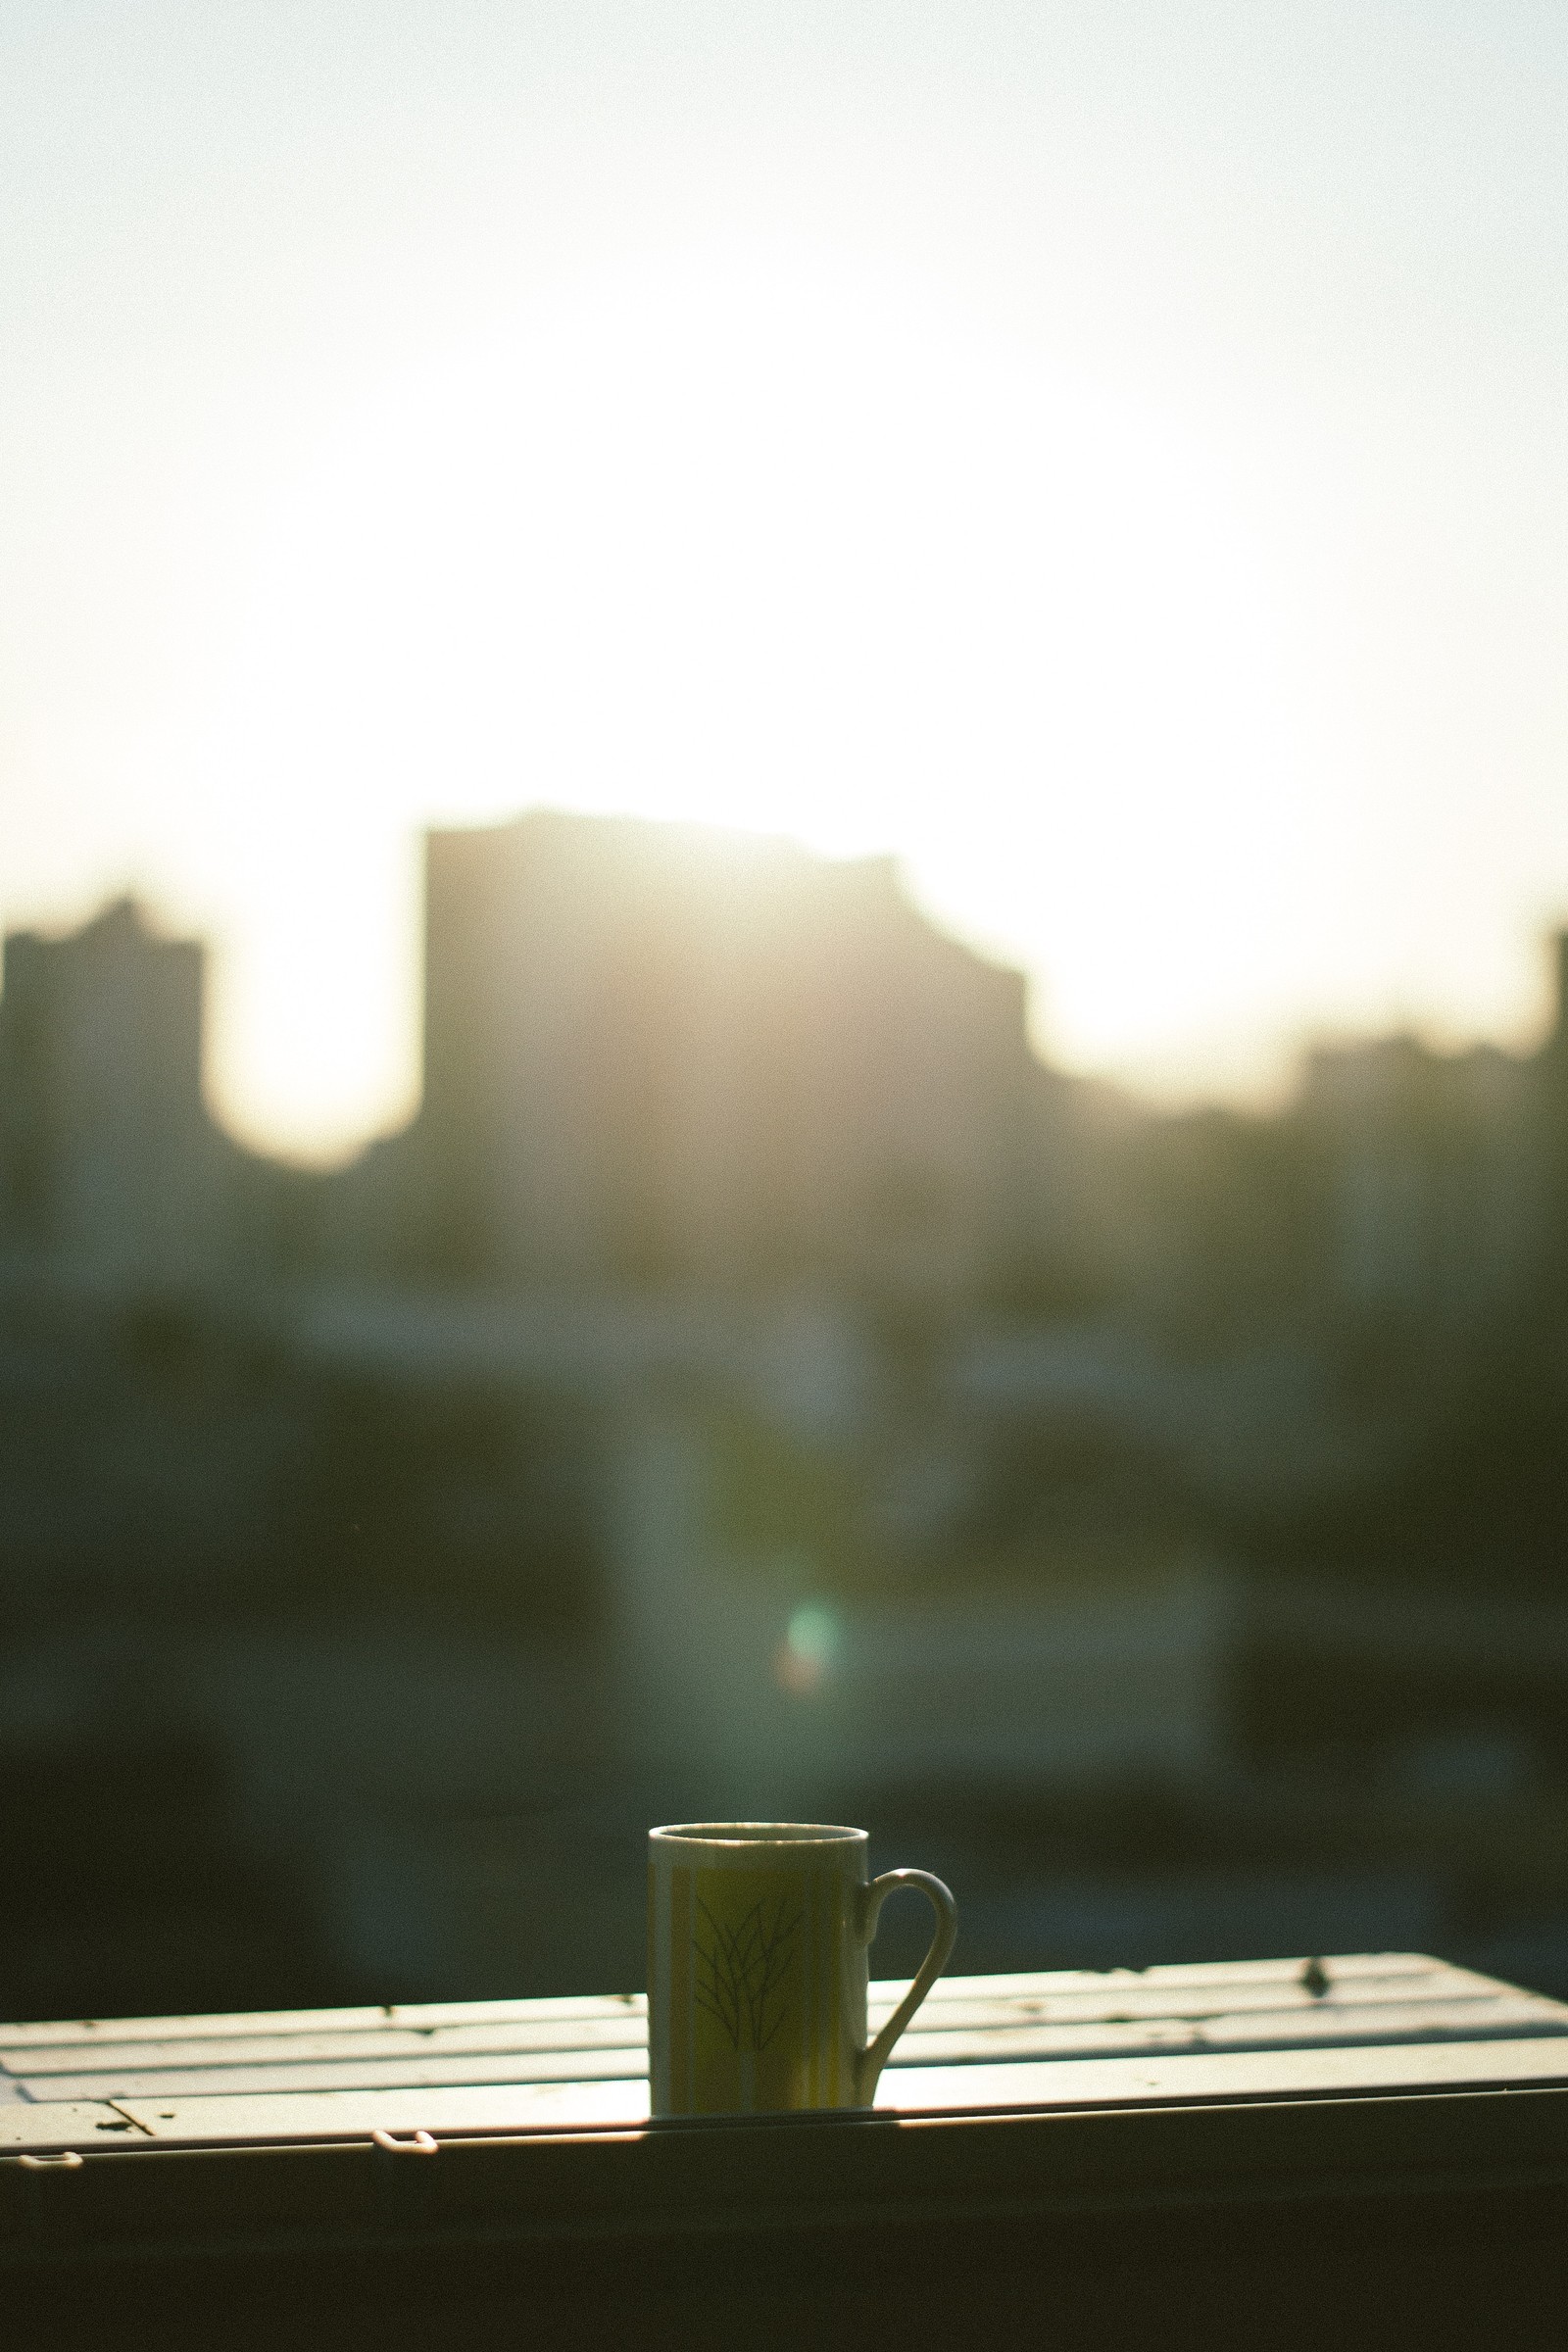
[{"x1": 648, "y1": 1822, "x2": 957, "y2": 2116}]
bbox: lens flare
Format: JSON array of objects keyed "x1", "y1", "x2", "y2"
[{"x1": 774, "y1": 1603, "x2": 841, "y2": 1698}]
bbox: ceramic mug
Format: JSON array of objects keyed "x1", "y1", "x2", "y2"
[{"x1": 648, "y1": 1822, "x2": 957, "y2": 2116}]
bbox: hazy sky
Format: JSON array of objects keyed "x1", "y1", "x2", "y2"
[{"x1": 4, "y1": 1, "x2": 1568, "y2": 1158}]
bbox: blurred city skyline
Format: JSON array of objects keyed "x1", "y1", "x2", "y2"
[
  {"x1": 6, "y1": 3, "x2": 1568, "y2": 1159},
  {"x1": 13, "y1": 827, "x2": 1568, "y2": 1179},
  {"x1": 6, "y1": 797, "x2": 1568, "y2": 2017}
]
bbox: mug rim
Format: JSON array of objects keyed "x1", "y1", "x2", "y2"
[{"x1": 650, "y1": 1821, "x2": 865, "y2": 1849}]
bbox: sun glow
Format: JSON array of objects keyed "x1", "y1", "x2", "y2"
[{"x1": 179, "y1": 253, "x2": 1308, "y2": 1157}]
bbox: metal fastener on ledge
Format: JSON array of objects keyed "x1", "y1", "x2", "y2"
[
  {"x1": 371, "y1": 2129, "x2": 438, "y2": 2156},
  {"x1": 18, "y1": 2150, "x2": 84, "y2": 2171}
]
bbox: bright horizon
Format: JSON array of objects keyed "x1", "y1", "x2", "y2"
[{"x1": 5, "y1": 4, "x2": 1568, "y2": 1161}]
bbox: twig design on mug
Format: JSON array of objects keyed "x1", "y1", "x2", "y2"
[{"x1": 694, "y1": 1893, "x2": 803, "y2": 2051}]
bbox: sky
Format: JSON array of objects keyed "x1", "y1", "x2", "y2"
[{"x1": 3, "y1": 1, "x2": 1568, "y2": 1161}]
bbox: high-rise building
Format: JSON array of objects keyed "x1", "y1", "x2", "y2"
[
  {"x1": 0, "y1": 897, "x2": 234, "y2": 1279},
  {"x1": 1298, "y1": 1028, "x2": 1544, "y2": 1319},
  {"x1": 1537, "y1": 928, "x2": 1568, "y2": 1307},
  {"x1": 405, "y1": 811, "x2": 1062, "y2": 1298}
]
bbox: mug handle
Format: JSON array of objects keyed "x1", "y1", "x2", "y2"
[{"x1": 854, "y1": 1869, "x2": 958, "y2": 2104}]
